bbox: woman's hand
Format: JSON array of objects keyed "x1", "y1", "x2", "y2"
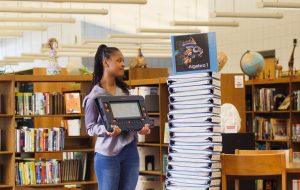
[
  {"x1": 138, "y1": 124, "x2": 151, "y2": 135},
  {"x1": 106, "y1": 125, "x2": 122, "y2": 137}
]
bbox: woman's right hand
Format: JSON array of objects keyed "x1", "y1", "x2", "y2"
[{"x1": 106, "y1": 125, "x2": 122, "y2": 137}]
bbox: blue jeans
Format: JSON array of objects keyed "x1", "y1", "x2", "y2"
[{"x1": 94, "y1": 140, "x2": 139, "y2": 190}]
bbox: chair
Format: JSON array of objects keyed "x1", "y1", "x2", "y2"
[
  {"x1": 235, "y1": 149, "x2": 293, "y2": 163},
  {"x1": 221, "y1": 153, "x2": 286, "y2": 190}
]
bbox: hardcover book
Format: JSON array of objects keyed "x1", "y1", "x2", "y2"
[{"x1": 171, "y1": 32, "x2": 218, "y2": 75}]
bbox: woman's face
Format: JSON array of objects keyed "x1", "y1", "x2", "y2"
[{"x1": 105, "y1": 50, "x2": 125, "y2": 77}]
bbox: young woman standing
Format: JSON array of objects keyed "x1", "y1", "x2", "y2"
[{"x1": 83, "y1": 44, "x2": 150, "y2": 190}]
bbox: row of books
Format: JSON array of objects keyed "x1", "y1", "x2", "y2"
[
  {"x1": 16, "y1": 152, "x2": 87, "y2": 185},
  {"x1": 292, "y1": 90, "x2": 300, "y2": 110},
  {"x1": 16, "y1": 127, "x2": 65, "y2": 152},
  {"x1": 255, "y1": 180, "x2": 277, "y2": 190},
  {"x1": 166, "y1": 72, "x2": 222, "y2": 190},
  {"x1": 293, "y1": 180, "x2": 300, "y2": 190},
  {"x1": 15, "y1": 92, "x2": 84, "y2": 115},
  {"x1": 254, "y1": 88, "x2": 289, "y2": 111},
  {"x1": 253, "y1": 117, "x2": 289, "y2": 140},
  {"x1": 292, "y1": 123, "x2": 300, "y2": 141},
  {"x1": 16, "y1": 160, "x2": 61, "y2": 185}
]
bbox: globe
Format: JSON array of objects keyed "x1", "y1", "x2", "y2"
[{"x1": 240, "y1": 51, "x2": 265, "y2": 77}]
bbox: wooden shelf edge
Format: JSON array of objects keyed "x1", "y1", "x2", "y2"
[
  {"x1": 139, "y1": 170, "x2": 161, "y2": 175},
  {"x1": 130, "y1": 78, "x2": 161, "y2": 86},
  {"x1": 248, "y1": 78, "x2": 290, "y2": 85},
  {"x1": 0, "y1": 74, "x2": 14, "y2": 81},
  {"x1": 0, "y1": 151, "x2": 14, "y2": 155},
  {"x1": 0, "y1": 114, "x2": 13, "y2": 117},
  {"x1": 0, "y1": 184, "x2": 13, "y2": 188},
  {"x1": 15, "y1": 114, "x2": 84, "y2": 118},
  {"x1": 253, "y1": 111, "x2": 290, "y2": 113},
  {"x1": 256, "y1": 139, "x2": 290, "y2": 143},
  {"x1": 16, "y1": 180, "x2": 97, "y2": 187},
  {"x1": 15, "y1": 75, "x2": 92, "y2": 82},
  {"x1": 16, "y1": 148, "x2": 94, "y2": 154},
  {"x1": 162, "y1": 144, "x2": 169, "y2": 147}
]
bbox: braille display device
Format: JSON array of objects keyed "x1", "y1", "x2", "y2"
[{"x1": 95, "y1": 96, "x2": 152, "y2": 132}]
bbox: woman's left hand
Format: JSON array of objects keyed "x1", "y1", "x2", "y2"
[{"x1": 138, "y1": 124, "x2": 151, "y2": 135}]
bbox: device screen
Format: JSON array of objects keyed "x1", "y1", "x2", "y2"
[{"x1": 110, "y1": 102, "x2": 141, "y2": 118}]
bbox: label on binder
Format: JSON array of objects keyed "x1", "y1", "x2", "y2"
[
  {"x1": 211, "y1": 162, "x2": 221, "y2": 169},
  {"x1": 213, "y1": 135, "x2": 222, "y2": 142},
  {"x1": 211, "y1": 154, "x2": 221, "y2": 161},
  {"x1": 211, "y1": 107, "x2": 221, "y2": 114},
  {"x1": 210, "y1": 116, "x2": 221, "y2": 123},
  {"x1": 211, "y1": 171, "x2": 221, "y2": 178},
  {"x1": 213, "y1": 89, "x2": 221, "y2": 96},
  {"x1": 213, "y1": 126, "x2": 221, "y2": 133},
  {"x1": 213, "y1": 145, "x2": 223, "y2": 152},
  {"x1": 210, "y1": 179, "x2": 221, "y2": 186}
]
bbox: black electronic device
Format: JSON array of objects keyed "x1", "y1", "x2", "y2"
[{"x1": 95, "y1": 96, "x2": 152, "y2": 132}]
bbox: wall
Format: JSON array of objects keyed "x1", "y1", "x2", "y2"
[
  {"x1": 209, "y1": 0, "x2": 300, "y2": 74},
  {"x1": 0, "y1": 0, "x2": 209, "y2": 73}
]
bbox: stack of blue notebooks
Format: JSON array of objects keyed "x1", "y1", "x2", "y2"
[{"x1": 166, "y1": 72, "x2": 222, "y2": 190}]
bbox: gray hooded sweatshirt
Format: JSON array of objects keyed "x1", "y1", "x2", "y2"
[{"x1": 82, "y1": 85, "x2": 137, "y2": 156}]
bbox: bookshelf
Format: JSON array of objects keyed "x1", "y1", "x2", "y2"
[
  {"x1": 245, "y1": 76, "x2": 300, "y2": 153},
  {"x1": 0, "y1": 67, "x2": 169, "y2": 190},
  {"x1": 0, "y1": 73, "x2": 98, "y2": 190},
  {"x1": 129, "y1": 77, "x2": 169, "y2": 187}
]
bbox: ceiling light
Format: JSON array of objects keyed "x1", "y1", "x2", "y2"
[
  {"x1": 0, "y1": 7, "x2": 108, "y2": 15},
  {"x1": 60, "y1": 44, "x2": 171, "y2": 49},
  {"x1": 0, "y1": 17, "x2": 75, "y2": 23},
  {"x1": 0, "y1": 31, "x2": 23, "y2": 38},
  {"x1": 107, "y1": 33, "x2": 170, "y2": 39},
  {"x1": 257, "y1": 2, "x2": 300, "y2": 9},
  {"x1": 2, "y1": 58, "x2": 35, "y2": 62},
  {"x1": 22, "y1": 52, "x2": 95, "y2": 58},
  {"x1": 123, "y1": 53, "x2": 171, "y2": 58},
  {"x1": 4, "y1": 0, "x2": 147, "y2": 4},
  {"x1": 171, "y1": 21, "x2": 239, "y2": 27},
  {"x1": 210, "y1": 11, "x2": 283, "y2": 19},
  {"x1": 137, "y1": 28, "x2": 201, "y2": 33},
  {"x1": 0, "y1": 25, "x2": 47, "y2": 31},
  {"x1": 82, "y1": 39, "x2": 171, "y2": 45},
  {"x1": 0, "y1": 61, "x2": 19, "y2": 65}
]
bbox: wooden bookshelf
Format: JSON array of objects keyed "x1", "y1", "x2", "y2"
[
  {"x1": 129, "y1": 76, "x2": 169, "y2": 187},
  {"x1": 0, "y1": 71, "x2": 97, "y2": 190},
  {"x1": 245, "y1": 76, "x2": 300, "y2": 152},
  {"x1": 0, "y1": 67, "x2": 170, "y2": 189}
]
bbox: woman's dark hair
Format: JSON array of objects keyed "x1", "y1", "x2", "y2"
[{"x1": 89, "y1": 44, "x2": 129, "y2": 94}]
